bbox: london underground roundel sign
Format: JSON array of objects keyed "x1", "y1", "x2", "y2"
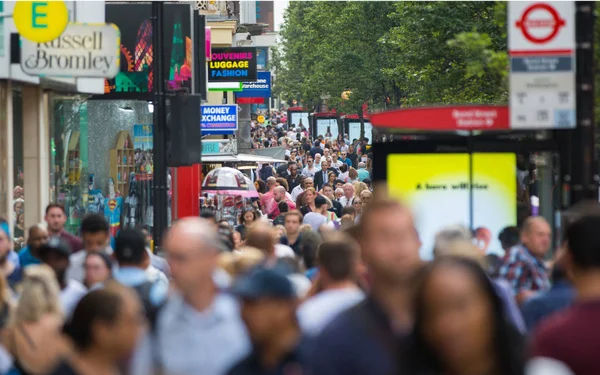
[{"x1": 515, "y1": 3, "x2": 566, "y2": 44}]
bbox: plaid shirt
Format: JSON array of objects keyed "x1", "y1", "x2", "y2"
[{"x1": 499, "y1": 244, "x2": 550, "y2": 296}]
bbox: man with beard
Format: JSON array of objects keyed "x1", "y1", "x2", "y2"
[
  {"x1": 18, "y1": 224, "x2": 49, "y2": 268},
  {"x1": 310, "y1": 199, "x2": 422, "y2": 375},
  {"x1": 39, "y1": 237, "x2": 86, "y2": 317},
  {"x1": 44, "y1": 203, "x2": 83, "y2": 253},
  {"x1": 286, "y1": 164, "x2": 303, "y2": 193}
]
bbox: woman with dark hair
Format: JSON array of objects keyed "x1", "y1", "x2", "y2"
[
  {"x1": 254, "y1": 179, "x2": 267, "y2": 195},
  {"x1": 47, "y1": 283, "x2": 143, "y2": 375},
  {"x1": 405, "y1": 257, "x2": 525, "y2": 375},
  {"x1": 235, "y1": 208, "x2": 258, "y2": 241}
]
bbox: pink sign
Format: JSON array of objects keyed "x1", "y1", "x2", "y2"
[{"x1": 205, "y1": 27, "x2": 212, "y2": 61}]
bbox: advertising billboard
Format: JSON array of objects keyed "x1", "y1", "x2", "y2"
[
  {"x1": 348, "y1": 121, "x2": 373, "y2": 143},
  {"x1": 208, "y1": 47, "x2": 257, "y2": 83},
  {"x1": 316, "y1": 118, "x2": 338, "y2": 139},
  {"x1": 104, "y1": 3, "x2": 192, "y2": 94},
  {"x1": 387, "y1": 153, "x2": 517, "y2": 260}
]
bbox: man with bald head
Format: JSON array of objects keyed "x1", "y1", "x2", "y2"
[
  {"x1": 499, "y1": 216, "x2": 552, "y2": 305},
  {"x1": 268, "y1": 186, "x2": 296, "y2": 219},
  {"x1": 130, "y1": 217, "x2": 250, "y2": 375},
  {"x1": 18, "y1": 224, "x2": 48, "y2": 268}
]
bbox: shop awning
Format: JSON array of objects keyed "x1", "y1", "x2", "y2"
[
  {"x1": 202, "y1": 155, "x2": 239, "y2": 163},
  {"x1": 201, "y1": 154, "x2": 287, "y2": 164},
  {"x1": 236, "y1": 154, "x2": 287, "y2": 163}
]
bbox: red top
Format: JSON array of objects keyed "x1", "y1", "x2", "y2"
[{"x1": 531, "y1": 299, "x2": 600, "y2": 375}]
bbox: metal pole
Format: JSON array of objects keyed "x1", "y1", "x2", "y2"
[
  {"x1": 570, "y1": 1, "x2": 597, "y2": 204},
  {"x1": 152, "y1": 1, "x2": 168, "y2": 247},
  {"x1": 194, "y1": 13, "x2": 207, "y2": 100},
  {"x1": 468, "y1": 133, "x2": 474, "y2": 230}
]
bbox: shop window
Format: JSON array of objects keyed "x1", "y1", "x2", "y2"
[{"x1": 50, "y1": 99, "x2": 170, "y2": 238}]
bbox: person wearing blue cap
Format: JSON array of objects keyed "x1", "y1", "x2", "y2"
[{"x1": 226, "y1": 264, "x2": 310, "y2": 375}]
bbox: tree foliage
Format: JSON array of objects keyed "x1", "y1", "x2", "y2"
[{"x1": 272, "y1": 1, "x2": 509, "y2": 113}]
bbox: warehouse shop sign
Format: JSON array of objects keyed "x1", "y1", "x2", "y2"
[
  {"x1": 21, "y1": 23, "x2": 121, "y2": 78},
  {"x1": 208, "y1": 47, "x2": 257, "y2": 83}
]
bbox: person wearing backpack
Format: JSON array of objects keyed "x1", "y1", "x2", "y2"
[{"x1": 112, "y1": 229, "x2": 168, "y2": 320}]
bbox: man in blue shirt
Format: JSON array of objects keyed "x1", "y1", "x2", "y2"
[
  {"x1": 521, "y1": 265, "x2": 575, "y2": 332},
  {"x1": 0, "y1": 220, "x2": 22, "y2": 287},
  {"x1": 129, "y1": 218, "x2": 249, "y2": 375},
  {"x1": 227, "y1": 265, "x2": 310, "y2": 375},
  {"x1": 309, "y1": 199, "x2": 422, "y2": 375},
  {"x1": 18, "y1": 224, "x2": 48, "y2": 268}
]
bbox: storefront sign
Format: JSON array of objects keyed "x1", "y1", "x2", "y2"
[
  {"x1": 21, "y1": 23, "x2": 121, "y2": 78},
  {"x1": 201, "y1": 104, "x2": 238, "y2": 133},
  {"x1": 370, "y1": 106, "x2": 510, "y2": 131},
  {"x1": 208, "y1": 47, "x2": 257, "y2": 83},
  {"x1": 202, "y1": 139, "x2": 237, "y2": 155},
  {"x1": 387, "y1": 153, "x2": 517, "y2": 260},
  {"x1": 14, "y1": 1, "x2": 69, "y2": 43},
  {"x1": 508, "y1": 2, "x2": 576, "y2": 129},
  {"x1": 235, "y1": 71, "x2": 271, "y2": 98}
]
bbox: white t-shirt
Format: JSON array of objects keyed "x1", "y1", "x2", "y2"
[
  {"x1": 297, "y1": 287, "x2": 365, "y2": 336},
  {"x1": 60, "y1": 279, "x2": 87, "y2": 317},
  {"x1": 291, "y1": 185, "x2": 304, "y2": 202},
  {"x1": 303, "y1": 212, "x2": 328, "y2": 232},
  {"x1": 275, "y1": 244, "x2": 296, "y2": 258}
]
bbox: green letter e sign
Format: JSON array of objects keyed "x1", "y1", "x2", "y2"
[{"x1": 32, "y1": 2, "x2": 48, "y2": 28}]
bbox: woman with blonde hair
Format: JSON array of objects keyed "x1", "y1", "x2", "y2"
[
  {"x1": 352, "y1": 181, "x2": 368, "y2": 198},
  {"x1": 234, "y1": 247, "x2": 265, "y2": 276},
  {"x1": 6, "y1": 265, "x2": 70, "y2": 374}
]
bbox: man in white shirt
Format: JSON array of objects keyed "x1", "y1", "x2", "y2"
[
  {"x1": 331, "y1": 152, "x2": 343, "y2": 171},
  {"x1": 314, "y1": 153, "x2": 322, "y2": 170},
  {"x1": 291, "y1": 176, "x2": 307, "y2": 202},
  {"x1": 303, "y1": 195, "x2": 329, "y2": 232},
  {"x1": 301, "y1": 157, "x2": 318, "y2": 179},
  {"x1": 67, "y1": 214, "x2": 113, "y2": 283},
  {"x1": 338, "y1": 183, "x2": 356, "y2": 207},
  {"x1": 39, "y1": 237, "x2": 87, "y2": 317},
  {"x1": 297, "y1": 235, "x2": 364, "y2": 336}
]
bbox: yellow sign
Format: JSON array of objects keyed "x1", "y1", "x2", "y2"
[
  {"x1": 257, "y1": 115, "x2": 265, "y2": 123},
  {"x1": 14, "y1": 1, "x2": 69, "y2": 43},
  {"x1": 387, "y1": 153, "x2": 516, "y2": 259}
]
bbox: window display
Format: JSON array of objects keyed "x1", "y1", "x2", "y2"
[{"x1": 49, "y1": 99, "x2": 171, "y2": 235}]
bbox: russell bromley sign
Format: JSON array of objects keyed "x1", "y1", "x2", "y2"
[{"x1": 21, "y1": 23, "x2": 120, "y2": 78}]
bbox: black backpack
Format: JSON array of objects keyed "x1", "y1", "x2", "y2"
[{"x1": 131, "y1": 280, "x2": 164, "y2": 330}]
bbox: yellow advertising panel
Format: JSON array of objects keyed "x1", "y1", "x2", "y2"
[{"x1": 387, "y1": 153, "x2": 517, "y2": 259}]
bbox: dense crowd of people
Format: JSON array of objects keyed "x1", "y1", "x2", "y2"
[
  {"x1": 0, "y1": 119, "x2": 596, "y2": 375},
  {"x1": 0, "y1": 188, "x2": 597, "y2": 374}
]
